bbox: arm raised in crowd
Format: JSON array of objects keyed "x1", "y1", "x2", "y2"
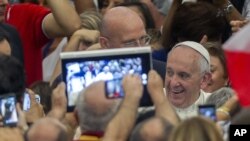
[
  {"x1": 230, "y1": 20, "x2": 249, "y2": 32},
  {"x1": 74, "y1": 0, "x2": 96, "y2": 14},
  {"x1": 47, "y1": 82, "x2": 67, "y2": 120},
  {"x1": 147, "y1": 70, "x2": 180, "y2": 126},
  {"x1": 25, "y1": 89, "x2": 45, "y2": 123},
  {"x1": 102, "y1": 74, "x2": 143, "y2": 141},
  {"x1": 216, "y1": 94, "x2": 240, "y2": 121},
  {"x1": 43, "y1": 0, "x2": 82, "y2": 38},
  {"x1": 50, "y1": 28, "x2": 100, "y2": 85},
  {"x1": 211, "y1": 0, "x2": 244, "y2": 21}
]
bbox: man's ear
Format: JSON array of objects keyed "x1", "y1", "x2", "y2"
[
  {"x1": 200, "y1": 72, "x2": 212, "y2": 89},
  {"x1": 99, "y1": 36, "x2": 109, "y2": 49},
  {"x1": 224, "y1": 77, "x2": 230, "y2": 87}
]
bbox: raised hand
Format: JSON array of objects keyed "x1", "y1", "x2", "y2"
[
  {"x1": 25, "y1": 89, "x2": 44, "y2": 123},
  {"x1": 47, "y1": 82, "x2": 67, "y2": 120},
  {"x1": 122, "y1": 74, "x2": 143, "y2": 102}
]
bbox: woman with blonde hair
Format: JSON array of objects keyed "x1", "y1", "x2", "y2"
[{"x1": 169, "y1": 116, "x2": 224, "y2": 141}]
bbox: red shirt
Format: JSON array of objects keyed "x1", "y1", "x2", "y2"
[{"x1": 5, "y1": 3, "x2": 51, "y2": 86}]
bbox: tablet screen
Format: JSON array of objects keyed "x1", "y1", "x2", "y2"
[{"x1": 61, "y1": 47, "x2": 153, "y2": 111}]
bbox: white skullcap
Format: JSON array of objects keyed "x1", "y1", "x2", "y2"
[
  {"x1": 182, "y1": 0, "x2": 197, "y2": 4},
  {"x1": 172, "y1": 41, "x2": 210, "y2": 65}
]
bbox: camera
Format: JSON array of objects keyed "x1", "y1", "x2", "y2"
[
  {"x1": 0, "y1": 93, "x2": 18, "y2": 127},
  {"x1": 198, "y1": 104, "x2": 216, "y2": 122},
  {"x1": 23, "y1": 92, "x2": 30, "y2": 111},
  {"x1": 23, "y1": 92, "x2": 41, "y2": 112}
]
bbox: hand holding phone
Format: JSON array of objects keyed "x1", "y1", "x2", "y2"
[
  {"x1": 23, "y1": 89, "x2": 44, "y2": 123},
  {"x1": 23, "y1": 92, "x2": 30, "y2": 112},
  {"x1": 0, "y1": 94, "x2": 18, "y2": 127},
  {"x1": 23, "y1": 90, "x2": 41, "y2": 112},
  {"x1": 198, "y1": 104, "x2": 217, "y2": 122}
]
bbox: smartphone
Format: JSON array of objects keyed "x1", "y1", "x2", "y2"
[
  {"x1": 35, "y1": 94, "x2": 40, "y2": 104},
  {"x1": 0, "y1": 94, "x2": 18, "y2": 127},
  {"x1": 23, "y1": 91, "x2": 41, "y2": 112},
  {"x1": 23, "y1": 92, "x2": 30, "y2": 112},
  {"x1": 198, "y1": 104, "x2": 217, "y2": 122},
  {"x1": 105, "y1": 79, "x2": 124, "y2": 99}
]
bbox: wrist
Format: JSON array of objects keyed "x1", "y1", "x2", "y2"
[
  {"x1": 217, "y1": 107, "x2": 230, "y2": 118},
  {"x1": 124, "y1": 92, "x2": 142, "y2": 102},
  {"x1": 48, "y1": 108, "x2": 66, "y2": 120},
  {"x1": 122, "y1": 99, "x2": 140, "y2": 109},
  {"x1": 19, "y1": 124, "x2": 29, "y2": 134}
]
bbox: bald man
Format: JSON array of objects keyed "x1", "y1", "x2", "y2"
[
  {"x1": 75, "y1": 81, "x2": 121, "y2": 140},
  {"x1": 99, "y1": 6, "x2": 166, "y2": 80},
  {"x1": 130, "y1": 117, "x2": 173, "y2": 141},
  {"x1": 26, "y1": 117, "x2": 68, "y2": 141},
  {"x1": 100, "y1": 6, "x2": 147, "y2": 48}
]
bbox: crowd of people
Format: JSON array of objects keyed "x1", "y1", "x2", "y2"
[{"x1": 0, "y1": 0, "x2": 250, "y2": 141}]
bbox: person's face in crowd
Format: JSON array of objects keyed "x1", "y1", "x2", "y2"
[
  {"x1": 108, "y1": 29, "x2": 149, "y2": 49},
  {"x1": 165, "y1": 47, "x2": 206, "y2": 108},
  {"x1": 203, "y1": 55, "x2": 228, "y2": 93},
  {"x1": 0, "y1": 38, "x2": 11, "y2": 55},
  {"x1": 101, "y1": 8, "x2": 150, "y2": 49},
  {"x1": 100, "y1": 0, "x2": 124, "y2": 14},
  {"x1": 0, "y1": 0, "x2": 8, "y2": 22}
]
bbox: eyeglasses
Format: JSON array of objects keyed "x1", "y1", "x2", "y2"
[{"x1": 122, "y1": 34, "x2": 151, "y2": 47}]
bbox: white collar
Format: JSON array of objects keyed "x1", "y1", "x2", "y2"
[{"x1": 174, "y1": 90, "x2": 210, "y2": 120}]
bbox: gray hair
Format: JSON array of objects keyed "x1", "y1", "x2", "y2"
[
  {"x1": 168, "y1": 46, "x2": 210, "y2": 75},
  {"x1": 199, "y1": 55, "x2": 210, "y2": 75},
  {"x1": 206, "y1": 87, "x2": 234, "y2": 108},
  {"x1": 27, "y1": 117, "x2": 68, "y2": 141},
  {"x1": 76, "y1": 87, "x2": 121, "y2": 131}
]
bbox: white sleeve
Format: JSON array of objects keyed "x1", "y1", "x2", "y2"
[{"x1": 242, "y1": 0, "x2": 250, "y2": 20}]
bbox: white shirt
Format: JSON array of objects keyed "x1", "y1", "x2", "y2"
[
  {"x1": 174, "y1": 90, "x2": 211, "y2": 120},
  {"x1": 42, "y1": 37, "x2": 67, "y2": 81},
  {"x1": 242, "y1": 0, "x2": 250, "y2": 20},
  {"x1": 138, "y1": 89, "x2": 211, "y2": 120}
]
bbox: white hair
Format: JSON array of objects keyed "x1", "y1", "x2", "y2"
[{"x1": 76, "y1": 87, "x2": 121, "y2": 131}]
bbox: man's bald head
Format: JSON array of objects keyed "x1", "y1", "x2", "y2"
[
  {"x1": 101, "y1": 6, "x2": 145, "y2": 37},
  {"x1": 27, "y1": 117, "x2": 67, "y2": 141},
  {"x1": 84, "y1": 81, "x2": 115, "y2": 115},
  {"x1": 99, "y1": 6, "x2": 146, "y2": 48},
  {"x1": 76, "y1": 81, "x2": 121, "y2": 132},
  {"x1": 130, "y1": 117, "x2": 173, "y2": 141}
]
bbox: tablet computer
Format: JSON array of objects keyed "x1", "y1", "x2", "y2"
[{"x1": 61, "y1": 46, "x2": 153, "y2": 112}]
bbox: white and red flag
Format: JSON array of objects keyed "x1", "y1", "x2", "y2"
[{"x1": 223, "y1": 23, "x2": 250, "y2": 107}]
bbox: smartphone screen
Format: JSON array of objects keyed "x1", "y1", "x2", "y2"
[
  {"x1": 105, "y1": 79, "x2": 124, "y2": 99},
  {"x1": 198, "y1": 104, "x2": 217, "y2": 122},
  {"x1": 35, "y1": 94, "x2": 40, "y2": 104},
  {"x1": 0, "y1": 94, "x2": 18, "y2": 127},
  {"x1": 23, "y1": 92, "x2": 30, "y2": 112}
]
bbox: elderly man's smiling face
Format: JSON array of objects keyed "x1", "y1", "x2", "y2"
[{"x1": 165, "y1": 46, "x2": 206, "y2": 108}]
